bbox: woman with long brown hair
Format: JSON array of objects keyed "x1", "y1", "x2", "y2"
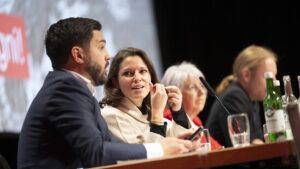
[{"x1": 100, "y1": 47, "x2": 193, "y2": 143}]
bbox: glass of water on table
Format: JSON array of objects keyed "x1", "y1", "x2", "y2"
[
  {"x1": 199, "y1": 128, "x2": 211, "y2": 152},
  {"x1": 227, "y1": 113, "x2": 250, "y2": 147},
  {"x1": 263, "y1": 124, "x2": 269, "y2": 143}
]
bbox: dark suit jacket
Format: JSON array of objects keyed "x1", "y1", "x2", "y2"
[
  {"x1": 18, "y1": 70, "x2": 146, "y2": 169},
  {"x1": 205, "y1": 82, "x2": 263, "y2": 147}
]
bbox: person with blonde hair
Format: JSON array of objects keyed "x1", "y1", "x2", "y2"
[
  {"x1": 162, "y1": 61, "x2": 223, "y2": 150},
  {"x1": 205, "y1": 45, "x2": 278, "y2": 147}
]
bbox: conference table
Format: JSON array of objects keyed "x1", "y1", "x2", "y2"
[{"x1": 90, "y1": 141, "x2": 298, "y2": 169}]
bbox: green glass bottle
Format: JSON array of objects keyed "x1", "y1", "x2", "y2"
[
  {"x1": 274, "y1": 80, "x2": 293, "y2": 140},
  {"x1": 263, "y1": 72, "x2": 286, "y2": 143},
  {"x1": 273, "y1": 80, "x2": 282, "y2": 103}
]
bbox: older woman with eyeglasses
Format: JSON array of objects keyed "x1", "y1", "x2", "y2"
[{"x1": 162, "y1": 61, "x2": 222, "y2": 150}]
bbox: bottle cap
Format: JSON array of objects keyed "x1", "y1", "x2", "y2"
[
  {"x1": 283, "y1": 75, "x2": 291, "y2": 81},
  {"x1": 264, "y1": 72, "x2": 273, "y2": 79},
  {"x1": 273, "y1": 80, "x2": 280, "y2": 86}
]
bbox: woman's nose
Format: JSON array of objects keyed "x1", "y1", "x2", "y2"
[
  {"x1": 133, "y1": 73, "x2": 142, "y2": 82},
  {"x1": 197, "y1": 87, "x2": 205, "y2": 96}
]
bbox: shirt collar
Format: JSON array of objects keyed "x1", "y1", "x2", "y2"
[{"x1": 62, "y1": 69, "x2": 96, "y2": 96}]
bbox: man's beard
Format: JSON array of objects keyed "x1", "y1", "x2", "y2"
[{"x1": 85, "y1": 55, "x2": 107, "y2": 86}]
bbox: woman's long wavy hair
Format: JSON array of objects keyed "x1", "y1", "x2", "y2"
[{"x1": 99, "y1": 47, "x2": 159, "y2": 116}]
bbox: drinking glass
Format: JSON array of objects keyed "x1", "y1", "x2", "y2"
[
  {"x1": 227, "y1": 113, "x2": 250, "y2": 147},
  {"x1": 199, "y1": 128, "x2": 211, "y2": 152},
  {"x1": 263, "y1": 124, "x2": 269, "y2": 143}
]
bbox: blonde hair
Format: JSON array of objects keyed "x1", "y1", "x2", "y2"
[{"x1": 216, "y1": 45, "x2": 277, "y2": 95}]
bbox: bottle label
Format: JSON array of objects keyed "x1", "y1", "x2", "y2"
[{"x1": 265, "y1": 109, "x2": 286, "y2": 133}]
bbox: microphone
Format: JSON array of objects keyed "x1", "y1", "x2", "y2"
[{"x1": 199, "y1": 77, "x2": 231, "y2": 115}]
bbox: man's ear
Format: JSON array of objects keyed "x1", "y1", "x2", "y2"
[
  {"x1": 112, "y1": 78, "x2": 119, "y2": 88},
  {"x1": 241, "y1": 68, "x2": 251, "y2": 84},
  {"x1": 71, "y1": 46, "x2": 85, "y2": 64}
]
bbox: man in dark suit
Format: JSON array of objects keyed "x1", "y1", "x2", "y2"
[{"x1": 17, "y1": 17, "x2": 194, "y2": 169}]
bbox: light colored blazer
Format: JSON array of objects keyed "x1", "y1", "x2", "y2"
[{"x1": 101, "y1": 98, "x2": 189, "y2": 143}]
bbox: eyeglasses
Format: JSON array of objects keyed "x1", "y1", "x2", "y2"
[{"x1": 182, "y1": 83, "x2": 207, "y2": 94}]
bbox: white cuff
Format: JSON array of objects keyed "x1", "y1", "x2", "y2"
[{"x1": 144, "y1": 143, "x2": 164, "y2": 159}]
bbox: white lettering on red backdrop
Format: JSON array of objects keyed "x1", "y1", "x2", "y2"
[
  {"x1": 0, "y1": 13, "x2": 29, "y2": 79},
  {"x1": 0, "y1": 27, "x2": 25, "y2": 71}
]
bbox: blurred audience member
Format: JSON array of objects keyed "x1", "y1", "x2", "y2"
[{"x1": 205, "y1": 45, "x2": 277, "y2": 147}]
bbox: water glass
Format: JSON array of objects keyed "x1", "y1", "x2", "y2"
[
  {"x1": 263, "y1": 124, "x2": 269, "y2": 143},
  {"x1": 198, "y1": 128, "x2": 211, "y2": 152},
  {"x1": 227, "y1": 113, "x2": 250, "y2": 147}
]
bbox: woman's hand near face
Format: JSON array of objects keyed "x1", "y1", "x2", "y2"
[
  {"x1": 150, "y1": 83, "x2": 168, "y2": 125},
  {"x1": 165, "y1": 86, "x2": 182, "y2": 111}
]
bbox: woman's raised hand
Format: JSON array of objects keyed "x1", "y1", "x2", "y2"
[
  {"x1": 149, "y1": 83, "x2": 168, "y2": 125},
  {"x1": 165, "y1": 86, "x2": 182, "y2": 111}
]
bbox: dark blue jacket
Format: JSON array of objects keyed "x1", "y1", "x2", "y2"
[{"x1": 18, "y1": 70, "x2": 146, "y2": 169}]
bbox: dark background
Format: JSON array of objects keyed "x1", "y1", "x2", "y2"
[
  {"x1": 153, "y1": 0, "x2": 299, "y2": 125},
  {"x1": 1, "y1": 1, "x2": 299, "y2": 169}
]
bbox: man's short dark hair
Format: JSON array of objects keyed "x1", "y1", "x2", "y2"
[{"x1": 45, "y1": 17, "x2": 101, "y2": 69}]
